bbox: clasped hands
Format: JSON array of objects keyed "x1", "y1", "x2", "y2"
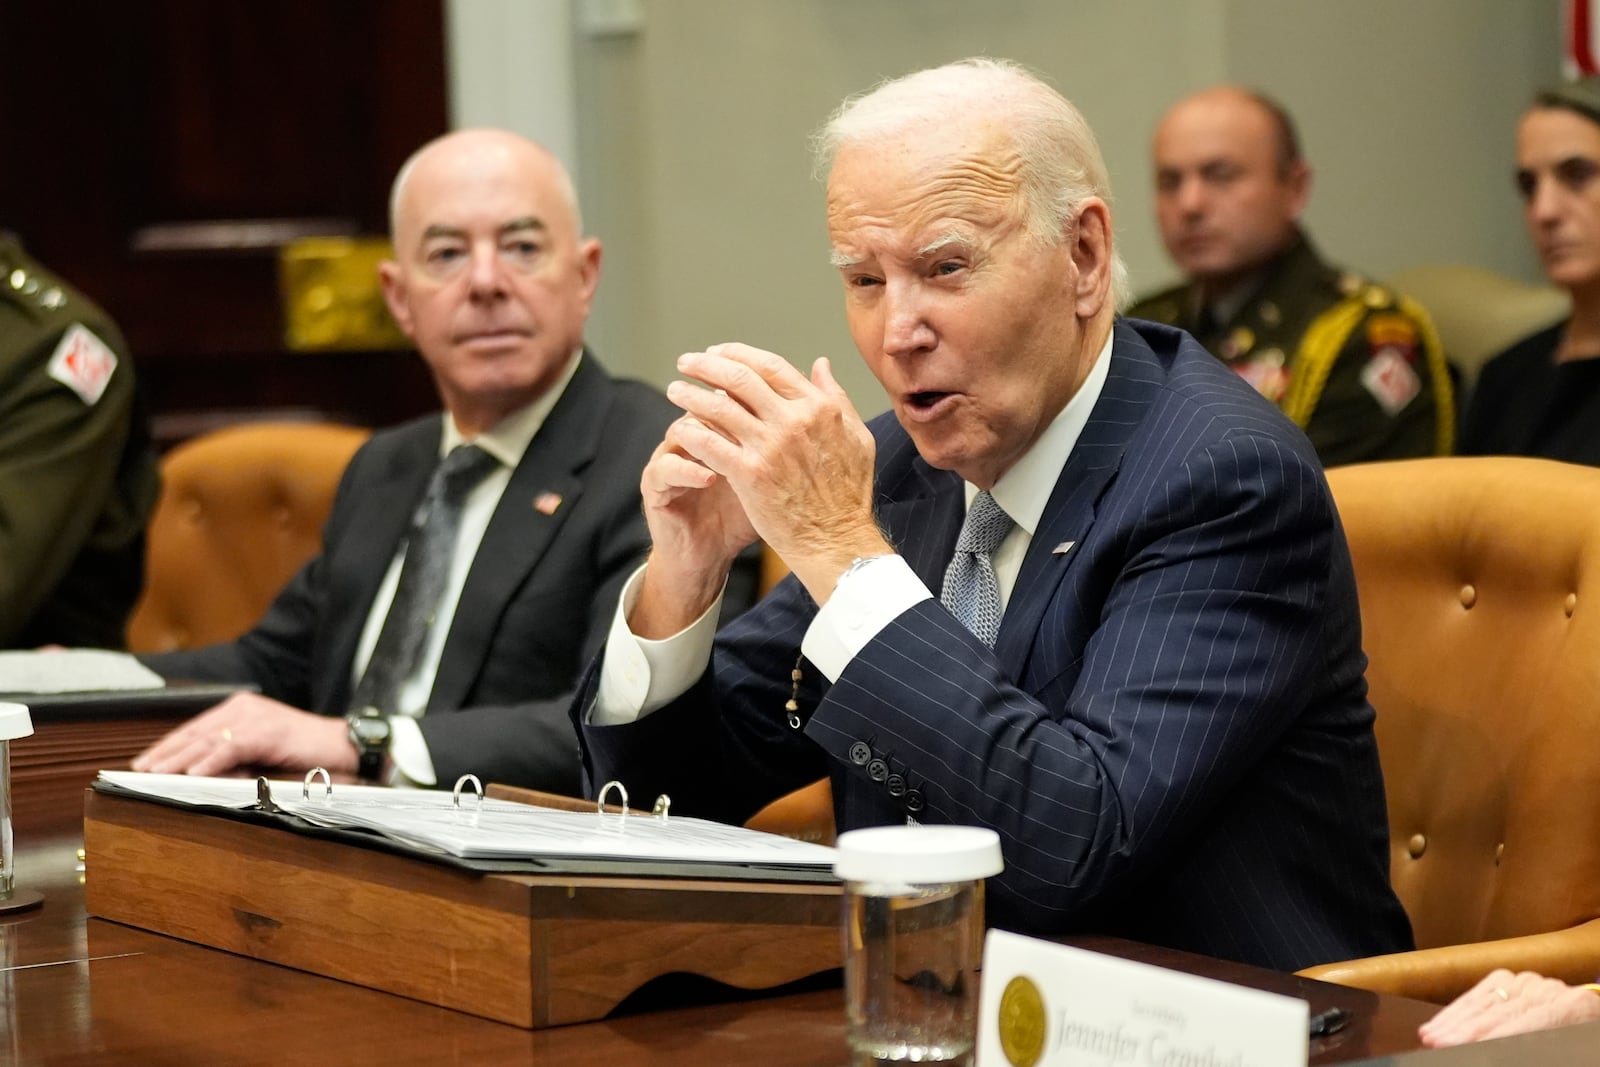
[{"x1": 631, "y1": 343, "x2": 890, "y2": 637}]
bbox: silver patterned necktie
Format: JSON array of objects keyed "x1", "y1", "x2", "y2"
[
  {"x1": 349, "y1": 443, "x2": 499, "y2": 712},
  {"x1": 939, "y1": 490, "x2": 1014, "y2": 647}
]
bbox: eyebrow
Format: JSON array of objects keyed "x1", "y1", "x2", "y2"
[
  {"x1": 917, "y1": 232, "x2": 968, "y2": 257},
  {"x1": 828, "y1": 230, "x2": 970, "y2": 270},
  {"x1": 420, "y1": 216, "x2": 549, "y2": 242}
]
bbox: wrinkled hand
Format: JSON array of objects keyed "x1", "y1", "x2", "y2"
[
  {"x1": 130, "y1": 693, "x2": 355, "y2": 777},
  {"x1": 630, "y1": 344, "x2": 888, "y2": 635},
  {"x1": 667, "y1": 345, "x2": 886, "y2": 589},
  {"x1": 632, "y1": 417, "x2": 764, "y2": 636},
  {"x1": 1419, "y1": 969, "x2": 1600, "y2": 1047}
]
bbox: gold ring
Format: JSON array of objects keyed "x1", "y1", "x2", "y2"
[
  {"x1": 1494, "y1": 987, "x2": 1510, "y2": 1002},
  {"x1": 220, "y1": 728, "x2": 233, "y2": 743}
]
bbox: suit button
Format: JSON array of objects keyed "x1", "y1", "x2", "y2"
[
  {"x1": 849, "y1": 742, "x2": 872, "y2": 766},
  {"x1": 886, "y1": 774, "x2": 906, "y2": 797},
  {"x1": 905, "y1": 789, "x2": 925, "y2": 813},
  {"x1": 866, "y1": 759, "x2": 888, "y2": 782}
]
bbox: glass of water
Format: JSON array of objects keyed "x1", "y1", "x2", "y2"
[
  {"x1": 0, "y1": 703, "x2": 34, "y2": 900},
  {"x1": 835, "y1": 825, "x2": 1003, "y2": 1064}
]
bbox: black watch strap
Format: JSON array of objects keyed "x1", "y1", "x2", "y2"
[{"x1": 346, "y1": 708, "x2": 391, "y2": 782}]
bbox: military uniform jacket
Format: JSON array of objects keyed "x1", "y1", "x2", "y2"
[
  {"x1": 1128, "y1": 232, "x2": 1454, "y2": 466},
  {"x1": 0, "y1": 235, "x2": 160, "y2": 648}
]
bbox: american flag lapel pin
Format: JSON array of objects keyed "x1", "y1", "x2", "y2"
[
  {"x1": 1052, "y1": 541, "x2": 1076, "y2": 555},
  {"x1": 533, "y1": 491, "x2": 563, "y2": 515}
]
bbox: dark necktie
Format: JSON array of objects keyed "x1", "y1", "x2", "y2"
[
  {"x1": 349, "y1": 443, "x2": 499, "y2": 712},
  {"x1": 939, "y1": 491, "x2": 1014, "y2": 647}
]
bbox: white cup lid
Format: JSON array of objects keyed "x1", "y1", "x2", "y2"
[
  {"x1": 833, "y1": 825, "x2": 1003, "y2": 883},
  {"x1": 0, "y1": 702, "x2": 33, "y2": 741}
]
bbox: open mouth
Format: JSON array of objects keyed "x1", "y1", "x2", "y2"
[{"x1": 906, "y1": 391, "x2": 955, "y2": 415}]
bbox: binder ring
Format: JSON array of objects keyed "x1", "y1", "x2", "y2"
[
  {"x1": 597, "y1": 779, "x2": 629, "y2": 830},
  {"x1": 452, "y1": 773, "x2": 484, "y2": 816},
  {"x1": 652, "y1": 794, "x2": 671, "y2": 821},
  {"x1": 303, "y1": 766, "x2": 332, "y2": 803}
]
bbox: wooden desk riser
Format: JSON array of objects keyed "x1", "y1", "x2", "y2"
[{"x1": 81, "y1": 789, "x2": 843, "y2": 1028}]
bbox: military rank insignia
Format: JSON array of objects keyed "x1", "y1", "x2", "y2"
[
  {"x1": 1361, "y1": 313, "x2": 1422, "y2": 415},
  {"x1": 46, "y1": 323, "x2": 118, "y2": 406}
]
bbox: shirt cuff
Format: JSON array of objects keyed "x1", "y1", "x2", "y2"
[
  {"x1": 385, "y1": 715, "x2": 436, "y2": 787},
  {"x1": 801, "y1": 554, "x2": 931, "y2": 682},
  {"x1": 590, "y1": 563, "x2": 724, "y2": 725}
]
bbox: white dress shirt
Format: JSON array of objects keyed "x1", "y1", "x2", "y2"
[
  {"x1": 591, "y1": 331, "x2": 1115, "y2": 724},
  {"x1": 355, "y1": 350, "x2": 581, "y2": 784}
]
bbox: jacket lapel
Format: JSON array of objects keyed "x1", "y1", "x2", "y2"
[
  {"x1": 426, "y1": 354, "x2": 608, "y2": 711},
  {"x1": 992, "y1": 322, "x2": 1165, "y2": 669}
]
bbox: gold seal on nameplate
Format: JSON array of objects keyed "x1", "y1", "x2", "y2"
[{"x1": 998, "y1": 974, "x2": 1048, "y2": 1067}]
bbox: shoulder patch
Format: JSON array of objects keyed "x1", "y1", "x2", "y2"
[
  {"x1": 1360, "y1": 348, "x2": 1421, "y2": 415},
  {"x1": 47, "y1": 323, "x2": 118, "y2": 405}
]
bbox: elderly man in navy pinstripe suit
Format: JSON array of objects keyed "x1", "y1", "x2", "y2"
[{"x1": 575, "y1": 58, "x2": 1413, "y2": 971}]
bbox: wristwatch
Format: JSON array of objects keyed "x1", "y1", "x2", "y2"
[{"x1": 346, "y1": 706, "x2": 392, "y2": 782}]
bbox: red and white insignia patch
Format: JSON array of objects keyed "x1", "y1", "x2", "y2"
[
  {"x1": 1361, "y1": 346, "x2": 1422, "y2": 415},
  {"x1": 47, "y1": 324, "x2": 118, "y2": 406}
]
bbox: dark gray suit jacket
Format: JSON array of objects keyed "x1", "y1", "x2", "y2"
[
  {"x1": 579, "y1": 321, "x2": 1414, "y2": 971},
  {"x1": 146, "y1": 352, "x2": 677, "y2": 791}
]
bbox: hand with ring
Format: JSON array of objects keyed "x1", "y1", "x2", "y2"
[
  {"x1": 131, "y1": 692, "x2": 353, "y2": 778},
  {"x1": 1419, "y1": 968, "x2": 1600, "y2": 1046}
]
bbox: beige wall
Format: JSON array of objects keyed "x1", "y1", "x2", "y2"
[{"x1": 558, "y1": 0, "x2": 1561, "y2": 410}]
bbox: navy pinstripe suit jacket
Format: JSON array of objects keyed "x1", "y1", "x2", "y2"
[{"x1": 579, "y1": 319, "x2": 1414, "y2": 971}]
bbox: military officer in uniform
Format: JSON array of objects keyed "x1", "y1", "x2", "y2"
[
  {"x1": 1129, "y1": 86, "x2": 1453, "y2": 466},
  {"x1": 0, "y1": 234, "x2": 160, "y2": 648}
]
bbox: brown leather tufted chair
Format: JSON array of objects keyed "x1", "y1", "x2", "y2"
[
  {"x1": 126, "y1": 422, "x2": 369, "y2": 654},
  {"x1": 1299, "y1": 457, "x2": 1600, "y2": 1003}
]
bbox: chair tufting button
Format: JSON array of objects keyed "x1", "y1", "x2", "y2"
[
  {"x1": 1566, "y1": 593, "x2": 1578, "y2": 618},
  {"x1": 1458, "y1": 585, "x2": 1476, "y2": 609},
  {"x1": 1407, "y1": 833, "x2": 1427, "y2": 859},
  {"x1": 1495, "y1": 842, "x2": 1505, "y2": 865}
]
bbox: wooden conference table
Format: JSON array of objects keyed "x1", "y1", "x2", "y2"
[{"x1": 3, "y1": 831, "x2": 1457, "y2": 1067}]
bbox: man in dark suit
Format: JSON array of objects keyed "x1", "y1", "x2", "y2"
[
  {"x1": 132, "y1": 129, "x2": 687, "y2": 792},
  {"x1": 575, "y1": 59, "x2": 1412, "y2": 971}
]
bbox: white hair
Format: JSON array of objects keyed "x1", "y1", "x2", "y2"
[{"x1": 814, "y1": 57, "x2": 1129, "y2": 308}]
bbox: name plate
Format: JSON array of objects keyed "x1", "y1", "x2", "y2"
[{"x1": 977, "y1": 930, "x2": 1307, "y2": 1067}]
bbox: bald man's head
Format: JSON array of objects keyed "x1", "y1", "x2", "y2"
[
  {"x1": 379, "y1": 130, "x2": 601, "y2": 436},
  {"x1": 388, "y1": 129, "x2": 583, "y2": 246}
]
